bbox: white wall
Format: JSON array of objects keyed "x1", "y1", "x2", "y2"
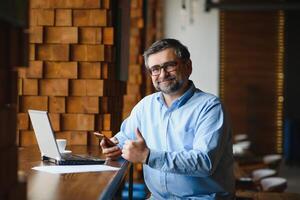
[{"x1": 163, "y1": 0, "x2": 219, "y2": 95}]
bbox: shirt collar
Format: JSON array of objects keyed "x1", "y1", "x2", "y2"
[{"x1": 156, "y1": 80, "x2": 196, "y2": 108}]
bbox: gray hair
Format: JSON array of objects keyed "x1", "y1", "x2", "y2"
[{"x1": 143, "y1": 38, "x2": 190, "y2": 68}]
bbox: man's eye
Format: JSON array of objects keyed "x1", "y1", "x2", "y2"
[{"x1": 151, "y1": 67, "x2": 160, "y2": 72}]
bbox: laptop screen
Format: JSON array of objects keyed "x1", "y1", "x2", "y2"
[{"x1": 28, "y1": 110, "x2": 62, "y2": 161}]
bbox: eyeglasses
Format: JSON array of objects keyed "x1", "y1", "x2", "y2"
[{"x1": 148, "y1": 61, "x2": 178, "y2": 76}]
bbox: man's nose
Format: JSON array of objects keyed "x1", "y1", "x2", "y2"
[{"x1": 159, "y1": 67, "x2": 168, "y2": 78}]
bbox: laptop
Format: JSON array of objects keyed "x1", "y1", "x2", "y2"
[{"x1": 28, "y1": 109, "x2": 105, "y2": 165}]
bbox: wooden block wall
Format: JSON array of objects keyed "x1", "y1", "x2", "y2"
[
  {"x1": 18, "y1": 0, "x2": 126, "y2": 147},
  {"x1": 122, "y1": 0, "x2": 144, "y2": 119}
]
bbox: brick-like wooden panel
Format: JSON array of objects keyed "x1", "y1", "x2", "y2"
[
  {"x1": 37, "y1": 44, "x2": 70, "y2": 61},
  {"x1": 27, "y1": 61, "x2": 43, "y2": 78},
  {"x1": 29, "y1": 26, "x2": 43, "y2": 43},
  {"x1": 17, "y1": 113, "x2": 29, "y2": 131},
  {"x1": 30, "y1": 0, "x2": 101, "y2": 9},
  {"x1": 79, "y1": 27, "x2": 102, "y2": 44},
  {"x1": 36, "y1": 9, "x2": 55, "y2": 26},
  {"x1": 29, "y1": 44, "x2": 35, "y2": 60},
  {"x1": 19, "y1": 131, "x2": 37, "y2": 146},
  {"x1": 103, "y1": 27, "x2": 114, "y2": 45},
  {"x1": 49, "y1": 96, "x2": 65, "y2": 113},
  {"x1": 48, "y1": 113, "x2": 60, "y2": 131},
  {"x1": 71, "y1": 44, "x2": 104, "y2": 61},
  {"x1": 20, "y1": 96, "x2": 48, "y2": 112},
  {"x1": 39, "y1": 79, "x2": 69, "y2": 96},
  {"x1": 44, "y1": 61, "x2": 77, "y2": 79},
  {"x1": 78, "y1": 62, "x2": 101, "y2": 79},
  {"x1": 70, "y1": 79, "x2": 103, "y2": 96},
  {"x1": 103, "y1": 114, "x2": 111, "y2": 130},
  {"x1": 73, "y1": 9, "x2": 107, "y2": 26},
  {"x1": 62, "y1": 114, "x2": 94, "y2": 131},
  {"x1": 23, "y1": 79, "x2": 38, "y2": 95},
  {"x1": 86, "y1": 80, "x2": 104, "y2": 96},
  {"x1": 71, "y1": 131, "x2": 88, "y2": 145},
  {"x1": 55, "y1": 9, "x2": 72, "y2": 26},
  {"x1": 45, "y1": 27, "x2": 78, "y2": 44},
  {"x1": 67, "y1": 97, "x2": 99, "y2": 113}
]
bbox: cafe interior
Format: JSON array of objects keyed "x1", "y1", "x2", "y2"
[{"x1": 1, "y1": 0, "x2": 300, "y2": 199}]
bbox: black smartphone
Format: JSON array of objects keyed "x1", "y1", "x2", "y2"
[{"x1": 94, "y1": 132, "x2": 116, "y2": 147}]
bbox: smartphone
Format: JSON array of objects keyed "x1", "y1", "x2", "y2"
[{"x1": 94, "y1": 132, "x2": 116, "y2": 147}]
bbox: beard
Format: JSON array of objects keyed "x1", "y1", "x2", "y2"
[{"x1": 154, "y1": 76, "x2": 185, "y2": 94}]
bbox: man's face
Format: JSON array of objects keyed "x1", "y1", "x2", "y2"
[{"x1": 147, "y1": 48, "x2": 191, "y2": 94}]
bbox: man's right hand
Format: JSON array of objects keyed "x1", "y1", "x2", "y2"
[{"x1": 100, "y1": 137, "x2": 122, "y2": 160}]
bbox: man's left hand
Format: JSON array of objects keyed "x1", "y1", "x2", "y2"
[{"x1": 122, "y1": 128, "x2": 150, "y2": 163}]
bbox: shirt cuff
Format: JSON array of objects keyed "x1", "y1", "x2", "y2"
[{"x1": 147, "y1": 149, "x2": 165, "y2": 169}]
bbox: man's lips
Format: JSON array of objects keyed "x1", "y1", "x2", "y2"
[{"x1": 158, "y1": 77, "x2": 175, "y2": 84}]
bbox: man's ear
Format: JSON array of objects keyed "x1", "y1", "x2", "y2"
[{"x1": 186, "y1": 59, "x2": 192, "y2": 76}]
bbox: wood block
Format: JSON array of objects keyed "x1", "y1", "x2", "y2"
[
  {"x1": 39, "y1": 79, "x2": 68, "y2": 96},
  {"x1": 48, "y1": 113, "x2": 60, "y2": 131},
  {"x1": 29, "y1": 26, "x2": 43, "y2": 43},
  {"x1": 71, "y1": 131, "x2": 88, "y2": 145},
  {"x1": 78, "y1": 62, "x2": 101, "y2": 79},
  {"x1": 67, "y1": 97, "x2": 99, "y2": 113},
  {"x1": 49, "y1": 96, "x2": 65, "y2": 113},
  {"x1": 126, "y1": 83, "x2": 140, "y2": 94},
  {"x1": 88, "y1": 132, "x2": 100, "y2": 146},
  {"x1": 19, "y1": 131, "x2": 37, "y2": 146},
  {"x1": 17, "y1": 67, "x2": 27, "y2": 78},
  {"x1": 18, "y1": 78, "x2": 23, "y2": 96},
  {"x1": 101, "y1": 130, "x2": 113, "y2": 138},
  {"x1": 44, "y1": 61, "x2": 77, "y2": 79},
  {"x1": 101, "y1": 62, "x2": 114, "y2": 79},
  {"x1": 23, "y1": 79, "x2": 38, "y2": 95},
  {"x1": 102, "y1": 0, "x2": 111, "y2": 9},
  {"x1": 71, "y1": 44, "x2": 104, "y2": 61},
  {"x1": 103, "y1": 114, "x2": 111, "y2": 130},
  {"x1": 55, "y1": 9, "x2": 72, "y2": 26},
  {"x1": 104, "y1": 45, "x2": 114, "y2": 62},
  {"x1": 73, "y1": 9, "x2": 107, "y2": 26},
  {"x1": 17, "y1": 113, "x2": 29, "y2": 130},
  {"x1": 36, "y1": 9, "x2": 55, "y2": 26},
  {"x1": 37, "y1": 44, "x2": 69, "y2": 61},
  {"x1": 103, "y1": 27, "x2": 114, "y2": 45},
  {"x1": 45, "y1": 27, "x2": 78, "y2": 44},
  {"x1": 79, "y1": 27, "x2": 102, "y2": 44},
  {"x1": 31, "y1": 0, "x2": 101, "y2": 8},
  {"x1": 30, "y1": 9, "x2": 38, "y2": 26},
  {"x1": 70, "y1": 80, "x2": 103, "y2": 96},
  {"x1": 86, "y1": 80, "x2": 104, "y2": 96},
  {"x1": 62, "y1": 114, "x2": 95, "y2": 131},
  {"x1": 29, "y1": 44, "x2": 35, "y2": 60},
  {"x1": 26, "y1": 61, "x2": 43, "y2": 78},
  {"x1": 19, "y1": 96, "x2": 48, "y2": 112},
  {"x1": 70, "y1": 80, "x2": 87, "y2": 96}
]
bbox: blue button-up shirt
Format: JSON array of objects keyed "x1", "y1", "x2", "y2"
[{"x1": 115, "y1": 81, "x2": 235, "y2": 199}]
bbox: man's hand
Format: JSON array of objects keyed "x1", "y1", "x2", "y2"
[
  {"x1": 100, "y1": 137, "x2": 122, "y2": 160},
  {"x1": 122, "y1": 128, "x2": 150, "y2": 163}
]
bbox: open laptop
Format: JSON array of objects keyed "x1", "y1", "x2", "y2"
[{"x1": 28, "y1": 109, "x2": 105, "y2": 165}]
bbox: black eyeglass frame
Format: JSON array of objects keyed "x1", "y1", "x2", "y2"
[{"x1": 148, "y1": 60, "x2": 178, "y2": 76}]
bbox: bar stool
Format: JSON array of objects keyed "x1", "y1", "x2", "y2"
[
  {"x1": 251, "y1": 168, "x2": 276, "y2": 182},
  {"x1": 263, "y1": 154, "x2": 282, "y2": 170},
  {"x1": 260, "y1": 177, "x2": 287, "y2": 192}
]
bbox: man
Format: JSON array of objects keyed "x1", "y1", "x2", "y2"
[{"x1": 100, "y1": 38, "x2": 235, "y2": 199}]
